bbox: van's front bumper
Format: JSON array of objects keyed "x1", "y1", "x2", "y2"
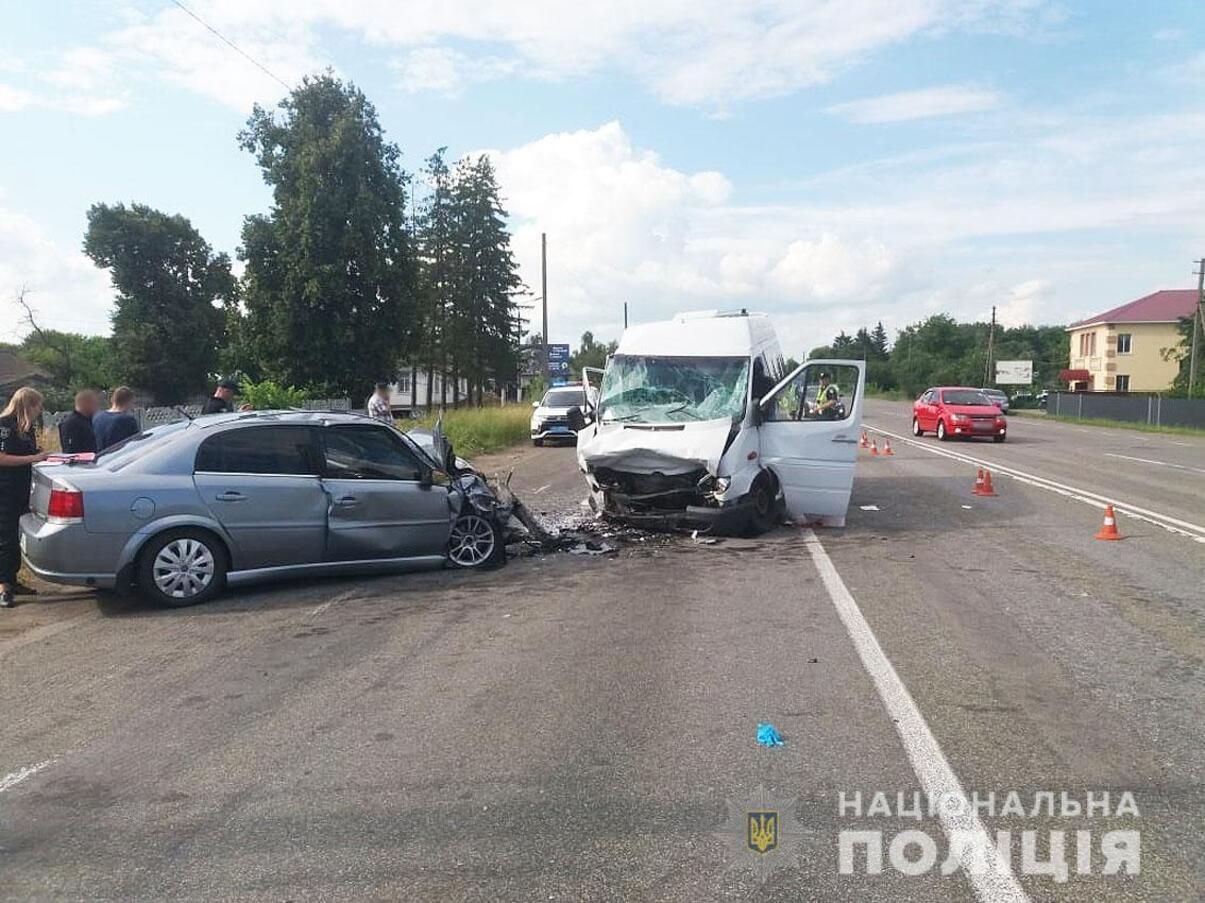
[{"x1": 600, "y1": 496, "x2": 755, "y2": 535}]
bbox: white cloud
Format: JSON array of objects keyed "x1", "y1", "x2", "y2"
[
  {"x1": 0, "y1": 204, "x2": 113, "y2": 340},
  {"x1": 22, "y1": 0, "x2": 1051, "y2": 111},
  {"x1": 827, "y1": 85, "x2": 1002, "y2": 123},
  {"x1": 0, "y1": 84, "x2": 36, "y2": 112}
]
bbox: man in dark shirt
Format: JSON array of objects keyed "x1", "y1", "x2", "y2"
[
  {"x1": 93, "y1": 386, "x2": 140, "y2": 452},
  {"x1": 57, "y1": 389, "x2": 99, "y2": 454},
  {"x1": 201, "y1": 379, "x2": 239, "y2": 415}
]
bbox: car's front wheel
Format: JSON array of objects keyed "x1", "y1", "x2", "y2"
[
  {"x1": 993, "y1": 434, "x2": 1006, "y2": 443},
  {"x1": 912, "y1": 417, "x2": 923, "y2": 436},
  {"x1": 936, "y1": 420, "x2": 949, "y2": 441},
  {"x1": 532, "y1": 438, "x2": 544, "y2": 447},
  {"x1": 138, "y1": 529, "x2": 227, "y2": 607},
  {"x1": 447, "y1": 513, "x2": 505, "y2": 569}
]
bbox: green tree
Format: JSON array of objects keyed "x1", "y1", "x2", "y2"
[
  {"x1": 84, "y1": 202, "x2": 231, "y2": 404},
  {"x1": 870, "y1": 322, "x2": 889, "y2": 359},
  {"x1": 413, "y1": 148, "x2": 456, "y2": 408},
  {"x1": 570, "y1": 331, "x2": 617, "y2": 376},
  {"x1": 1164, "y1": 315, "x2": 1205, "y2": 396},
  {"x1": 238, "y1": 73, "x2": 414, "y2": 398}
]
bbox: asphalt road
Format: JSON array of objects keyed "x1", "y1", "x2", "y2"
[{"x1": 0, "y1": 414, "x2": 1201, "y2": 902}]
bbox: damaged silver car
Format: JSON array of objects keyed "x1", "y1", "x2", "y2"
[
  {"x1": 20, "y1": 411, "x2": 511, "y2": 607},
  {"x1": 575, "y1": 311, "x2": 867, "y2": 534}
]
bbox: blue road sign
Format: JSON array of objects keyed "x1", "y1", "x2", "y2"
[{"x1": 548, "y1": 343, "x2": 571, "y2": 379}]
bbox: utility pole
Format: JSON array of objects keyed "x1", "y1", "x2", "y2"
[
  {"x1": 623, "y1": 301, "x2": 628, "y2": 330},
  {"x1": 1190, "y1": 259, "x2": 1205, "y2": 398},
  {"x1": 541, "y1": 233, "x2": 549, "y2": 381},
  {"x1": 983, "y1": 305, "x2": 997, "y2": 386}
]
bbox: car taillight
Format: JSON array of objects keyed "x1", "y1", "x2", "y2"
[{"x1": 48, "y1": 487, "x2": 84, "y2": 521}]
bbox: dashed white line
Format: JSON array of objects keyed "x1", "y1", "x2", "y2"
[
  {"x1": 867, "y1": 425, "x2": 1205, "y2": 543},
  {"x1": 532, "y1": 484, "x2": 552, "y2": 495},
  {"x1": 0, "y1": 759, "x2": 53, "y2": 794},
  {"x1": 1104, "y1": 453, "x2": 1205, "y2": 475},
  {"x1": 803, "y1": 531, "x2": 1029, "y2": 903}
]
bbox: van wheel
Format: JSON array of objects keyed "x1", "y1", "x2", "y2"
[
  {"x1": 138, "y1": 529, "x2": 227, "y2": 607},
  {"x1": 746, "y1": 475, "x2": 780, "y2": 536}
]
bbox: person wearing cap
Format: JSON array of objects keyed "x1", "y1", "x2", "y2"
[
  {"x1": 813, "y1": 371, "x2": 840, "y2": 419},
  {"x1": 367, "y1": 382, "x2": 393, "y2": 423},
  {"x1": 202, "y1": 379, "x2": 239, "y2": 415}
]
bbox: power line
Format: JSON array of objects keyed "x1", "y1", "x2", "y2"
[{"x1": 168, "y1": 0, "x2": 291, "y2": 91}]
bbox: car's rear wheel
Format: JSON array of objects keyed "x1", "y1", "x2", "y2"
[
  {"x1": 448, "y1": 513, "x2": 504, "y2": 569},
  {"x1": 138, "y1": 529, "x2": 227, "y2": 607},
  {"x1": 912, "y1": 417, "x2": 923, "y2": 437},
  {"x1": 936, "y1": 420, "x2": 949, "y2": 441}
]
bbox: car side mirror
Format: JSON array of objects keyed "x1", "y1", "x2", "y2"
[
  {"x1": 531, "y1": 400, "x2": 540, "y2": 408},
  {"x1": 566, "y1": 406, "x2": 587, "y2": 432},
  {"x1": 419, "y1": 466, "x2": 433, "y2": 488}
]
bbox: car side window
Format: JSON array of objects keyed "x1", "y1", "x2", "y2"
[
  {"x1": 195, "y1": 426, "x2": 320, "y2": 475},
  {"x1": 322, "y1": 425, "x2": 426, "y2": 481}
]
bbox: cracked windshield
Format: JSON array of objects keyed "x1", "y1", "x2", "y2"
[{"x1": 598, "y1": 355, "x2": 750, "y2": 423}]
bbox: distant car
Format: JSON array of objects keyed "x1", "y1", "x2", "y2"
[
  {"x1": 530, "y1": 385, "x2": 593, "y2": 446},
  {"x1": 20, "y1": 411, "x2": 512, "y2": 608},
  {"x1": 913, "y1": 387, "x2": 1007, "y2": 442},
  {"x1": 979, "y1": 388, "x2": 1009, "y2": 414}
]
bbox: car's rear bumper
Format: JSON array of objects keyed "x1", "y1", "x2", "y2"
[{"x1": 19, "y1": 514, "x2": 119, "y2": 589}]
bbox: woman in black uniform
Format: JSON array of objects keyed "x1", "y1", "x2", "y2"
[{"x1": 0, "y1": 387, "x2": 49, "y2": 608}]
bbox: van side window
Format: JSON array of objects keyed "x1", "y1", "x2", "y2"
[
  {"x1": 763, "y1": 364, "x2": 859, "y2": 422},
  {"x1": 752, "y1": 358, "x2": 774, "y2": 402}
]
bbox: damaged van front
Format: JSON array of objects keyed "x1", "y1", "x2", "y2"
[{"x1": 575, "y1": 311, "x2": 866, "y2": 535}]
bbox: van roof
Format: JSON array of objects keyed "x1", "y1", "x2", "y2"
[{"x1": 617, "y1": 311, "x2": 776, "y2": 357}]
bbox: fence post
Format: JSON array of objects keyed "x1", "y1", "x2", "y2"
[
  {"x1": 1077, "y1": 393, "x2": 1083, "y2": 419},
  {"x1": 1156, "y1": 395, "x2": 1161, "y2": 427},
  {"x1": 1146, "y1": 395, "x2": 1152, "y2": 425}
]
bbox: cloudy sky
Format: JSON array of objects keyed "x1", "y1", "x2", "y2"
[{"x1": 2, "y1": 0, "x2": 1203, "y2": 356}]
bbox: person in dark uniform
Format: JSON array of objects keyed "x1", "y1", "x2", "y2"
[
  {"x1": 0, "y1": 388, "x2": 49, "y2": 608},
  {"x1": 201, "y1": 379, "x2": 239, "y2": 415},
  {"x1": 57, "y1": 389, "x2": 99, "y2": 454}
]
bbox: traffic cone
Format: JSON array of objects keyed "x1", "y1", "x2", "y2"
[
  {"x1": 870, "y1": 439, "x2": 879, "y2": 456},
  {"x1": 860, "y1": 430, "x2": 869, "y2": 448},
  {"x1": 979, "y1": 469, "x2": 997, "y2": 496},
  {"x1": 973, "y1": 468, "x2": 985, "y2": 494},
  {"x1": 883, "y1": 439, "x2": 894, "y2": 456},
  {"x1": 1095, "y1": 505, "x2": 1122, "y2": 541}
]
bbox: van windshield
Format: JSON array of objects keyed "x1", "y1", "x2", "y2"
[{"x1": 598, "y1": 355, "x2": 750, "y2": 424}]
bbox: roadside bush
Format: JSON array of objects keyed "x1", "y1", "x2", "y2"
[
  {"x1": 239, "y1": 379, "x2": 314, "y2": 410},
  {"x1": 406, "y1": 405, "x2": 531, "y2": 457}
]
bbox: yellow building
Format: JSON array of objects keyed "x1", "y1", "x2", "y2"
[{"x1": 1063, "y1": 290, "x2": 1197, "y2": 392}]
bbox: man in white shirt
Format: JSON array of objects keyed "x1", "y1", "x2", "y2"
[{"x1": 367, "y1": 382, "x2": 393, "y2": 422}]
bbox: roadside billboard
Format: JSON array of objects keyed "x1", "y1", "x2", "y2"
[
  {"x1": 995, "y1": 360, "x2": 1033, "y2": 385},
  {"x1": 548, "y1": 343, "x2": 571, "y2": 385}
]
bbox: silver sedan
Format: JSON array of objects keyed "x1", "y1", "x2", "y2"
[{"x1": 20, "y1": 411, "x2": 510, "y2": 607}]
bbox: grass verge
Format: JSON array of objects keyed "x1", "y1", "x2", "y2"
[
  {"x1": 1013, "y1": 410, "x2": 1205, "y2": 437},
  {"x1": 404, "y1": 405, "x2": 532, "y2": 457}
]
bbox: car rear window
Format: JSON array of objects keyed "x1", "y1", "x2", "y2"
[{"x1": 195, "y1": 425, "x2": 319, "y2": 475}]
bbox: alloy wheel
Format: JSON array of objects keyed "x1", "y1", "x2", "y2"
[{"x1": 448, "y1": 514, "x2": 497, "y2": 568}]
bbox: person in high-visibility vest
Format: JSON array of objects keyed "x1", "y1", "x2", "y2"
[{"x1": 813, "y1": 371, "x2": 840, "y2": 419}]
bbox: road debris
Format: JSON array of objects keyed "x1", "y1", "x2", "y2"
[{"x1": 756, "y1": 723, "x2": 785, "y2": 747}]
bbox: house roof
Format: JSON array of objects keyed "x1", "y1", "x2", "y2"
[
  {"x1": 1068, "y1": 290, "x2": 1198, "y2": 330},
  {"x1": 0, "y1": 348, "x2": 49, "y2": 388}
]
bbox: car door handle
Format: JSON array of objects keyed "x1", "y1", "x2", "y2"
[
  {"x1": 333, "y1": 496, "x2": 360, "y2": 508},
  {"x1": 215, "y1": 491, "x2": 247, "y2": 502},
  {"x1": 831, "y1": 436, "x2": 858, "y2": 444}
]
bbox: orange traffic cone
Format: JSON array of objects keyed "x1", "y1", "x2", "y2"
[
  {"x1": 1095, "y1": 505, "x2": 1122, "y2": 541},
  {"x1": 978, "y1": 469, "x2": 997, "y2": 496},
  {"x1": 973, "y1": 468, "x2": 985, "y2": 494},
  {"x1": 870, "y1": 439, "x2": 879, "y2": 456},
  {"x1": 860, "y1": 430, "x2": 869, "y2": 448},
  {"x1": 883, "y1": 439, "x2": 894, "y2": 456}
]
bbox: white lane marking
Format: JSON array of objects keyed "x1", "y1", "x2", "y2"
[
  {"x1": 532, "y1": 484, "x2": 552, "y2": 495},
  {"x1": 0, "y1": 615, "x2": 90, "y2": 661},
  {"x1": 868, "y1": 425, "x2": 1205, "y2": 543},
  {"x1": 310, "y1": 601, "x2": 333, "y2": 617},
  {"x1": 803, "y1": 531, "x2": 1028, "y2": 903},
  {"x1": 859, "y1": 505, "x2": 880, "y2": 511},
  {"x1": 1104, "y1": 452, "x2": 1205, "y2": 475},
  {"x1": 0, "y1": 759, "x2": 53, "y2": 794}
]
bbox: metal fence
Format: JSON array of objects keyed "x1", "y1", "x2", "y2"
[
  {"x1": 1048, "y1": 392, "x2": 1205, "y2": 429},
  {"x1": 43, "y1": 398, "x2": 351, "y2": 431}
]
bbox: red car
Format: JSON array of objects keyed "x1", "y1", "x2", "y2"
[{"x1": 912, "y1": 387, "x2": 1007, "y2": 442}]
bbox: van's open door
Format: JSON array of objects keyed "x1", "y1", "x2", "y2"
[
  {"x1": 757, "y1": 359, "x2": 866, "y2": 527},
  {"x1": 582, "y1": 366, "x2": 604, "y2": 415}
]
